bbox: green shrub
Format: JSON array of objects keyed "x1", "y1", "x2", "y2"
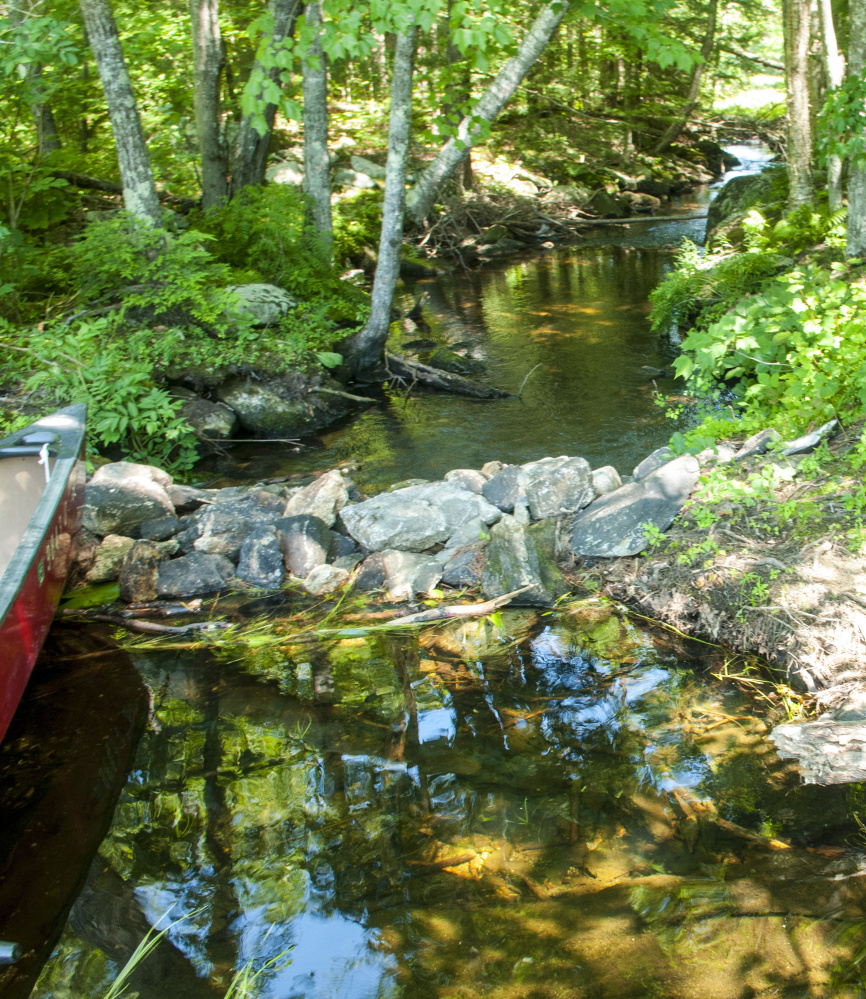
[
  {"x1": 673, "y1": 261, "x2": 866, "y2": 433},
  {"x1": 12, "y1": 318, "x2": 199, "y2": 469}
]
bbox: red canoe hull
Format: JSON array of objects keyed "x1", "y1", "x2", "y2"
[{"x1": 0, "y1": 406, "x2": 86, "y2": 744}]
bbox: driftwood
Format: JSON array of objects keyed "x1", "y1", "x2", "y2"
[
  {"x1": 57, "y1": 608, "x2": 229, "y2": 636},
  {"x1": 309, "y1": 386, "x2": 377, "y2": 404},
  {"x1": 385, "y1": 352, "x2": 511, "y2": 399},
  {"x1": 574, "y1": 213, "x2": 708, "y2": 226},
  {"x1": 389, "y1": 585, "x2": 533, "y2": 626}
]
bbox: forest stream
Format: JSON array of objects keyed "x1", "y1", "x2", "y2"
[{"x1": 13, "y1": 144, "x2": 866, "y2": 999}]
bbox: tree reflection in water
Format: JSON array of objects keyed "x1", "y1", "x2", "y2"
[{"x1": 32, "y1": 607, "x2": 866, "y2": 998}]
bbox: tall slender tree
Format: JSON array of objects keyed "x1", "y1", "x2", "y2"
[
  {"x1": 346, "y1": 21, "x2": 418, "y2": 370},
  {"x1": 407, "y1": 0, "x2": 570, "y2": 225},
  {"x1": 78, "y1": 0, "x2": 162, "y2": 225},
  {"x1": 847, "y1": 0, "x2": 866, "y2": 254},
  {"x1": 782, "y1": 0, "x2": 814, "y2": 206},
  {"x1": 302, "y1": 1, "x2": 332, "y2": 257},
  {"x1": 189, "y1": 0, "x2": 227, "y2": 209},
  {"x1": 818, "y1": 0, "x2": 845, "y2": 208},
  {"x1": 230, "y1": 0, "x2": 301, "y2": 196},
  {"x1": 651, "y1": 0, "x2": 718, "y2": 155}
]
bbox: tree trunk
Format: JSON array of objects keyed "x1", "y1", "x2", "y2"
[
  {"x1": 229, "y1": 0, "x2": 301, "y2": 196},
  {"x1": 407, "y1": 0, "x2": 569, "y2": 226},
  {"x1": 651, "y1": 0, "x2": 718, "y2": 155},
  {"x1": 189, "y1": 0, "x2": 227, "y2": 209},
  {"x1": 78, "y1": 0, "x2": 162, "y2": 225},
  {"x1": 7, "y1": 5, "x2": 61, "y2": 156},
  {"x1": 302, "y1": 1, "x2": 332, "y2": 257},
  {"x1": 848, "y1": 0, "x2": 866, "y2": 254},
  {"x1": 818, "y1": 0, "x2": 845, "y2": 209},
  {"x1": 345, "y1": 24, "x2": 418, "y2": 371},
  {"x1": 783, "y1": 0, "x2": 814, "y2": 207}
]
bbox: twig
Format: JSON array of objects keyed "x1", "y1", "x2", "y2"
[
  {"x1": 517, "y1": 363, "x2": 542, "y2": 399},
  {"x1": 309, "y1": 386, "x2": 377, "y2": 404}
]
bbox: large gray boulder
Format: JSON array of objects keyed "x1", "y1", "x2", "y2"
[
  {"x1": 157, "y1": 553, "x2": 235, "y2": 598},
  {"x1": 236, "y1": 526, "x2": 284, "y2": 589},
  {"x1": 569, "y1": 454, "x2": 701, "y2": 557},
  {"x1": 441, "y1": 546, "x2": 484, "y2": 588},
  {"x1": 340, "y1": 481, "x2": 501, "y2": 552},
  {"x1": 83, "y1": 467, "x2": 176, "y2": 538},
  {"x1": 216, "y1": 377, "x2": 315, "y2": 438},
  {"x1": 266, "y1": 158, "x2": 304, "y2": 186},
  {"x1": 519, "y1": 456, "x2": 593, "y2": 520},
  {"x1": 276, "y1": 515, "x2": 332, "y2": 577},
  {"x1": 283, "y1": 469, "x2": 349, "y2": 527},
  {"x1": 480, "y1": 516, "x2": 564, "y2": 606},
  {"x1": 350, "y1": 154, "x2": 386, "y2": 180},
  {"x1": 706, "y1": 167, "x2": 785, "y2": 240},
  {"x1": 226, "y1": 283, "x2": 296, "y2": 326}
]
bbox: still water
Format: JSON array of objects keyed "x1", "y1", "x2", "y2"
[
  {"x1": 11, "y1": 142, "x2": 863, "y2": 999},
  {"x1": 21, "y1": 609, "x2": 866, "y2": 999}
]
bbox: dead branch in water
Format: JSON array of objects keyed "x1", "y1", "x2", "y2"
[{"x1": 385, "y1": 352, "x2": 511, "y2": 399}]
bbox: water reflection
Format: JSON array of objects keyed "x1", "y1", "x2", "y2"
[{"x1": 31, "y1": 608, "x2": 866, "y2": 998}]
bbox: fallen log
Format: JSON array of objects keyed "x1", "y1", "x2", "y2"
[
  {"x1": 51, "y1": 171, "x2": 199, "y2": 211},
  {"x1": 391, "y1": 585, "x2": 534, "y2": 625},
  {"x1": 385, "y1": 352, "x2": 511, "y2": 399}
]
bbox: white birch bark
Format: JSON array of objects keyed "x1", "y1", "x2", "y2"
[
  {"x1": 348, "y1": 24, "x2": 418, "y2": 369},
  {"x1": 407, "y1": 0, "x2": 569, "y2": 225},
  {"x1": 302, "y1": 1, "x2": 332, "y2": 256},
  {"x1": 189, "y1": 0, "x2": 227, "y2": 209},
  {"x1": 78, "y1": 0, "x2": 162, "y2": 225},
  {"x1": 783, "y1": 0, "x2": 814, "y2": 207},
  {"x1": 818, "y1": 0, "x2": 844, "y2": 209},
  {"x1": 847, "y1": 0, "x2": 866, "y2": 255}
]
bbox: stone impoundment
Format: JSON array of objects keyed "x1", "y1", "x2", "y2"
[{"x1": 76, "y1": 441, "x2": 710, "y2": 606}]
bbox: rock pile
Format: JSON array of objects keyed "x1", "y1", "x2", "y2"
[{"x1": 74, "y1": 443, "x2": 709, "y2": 606}]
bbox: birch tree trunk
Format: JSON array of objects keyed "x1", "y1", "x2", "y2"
[
  {"x1": 229, "y1": 0, "x2": 301, "y2": 196},
  {"x1": 847, "y1": 0, "x2": 866, "y2": 255},
  {"x1": 345, "y1": 24, "x2": 418, "y2": 370},
  {"x1": 651, "y1": 0, "x2": 717, "y2": 155},
  {"x1": 818, "y1": 0, "x2": 845, "y2": 209},
  {"x1": 407, "y1": 0, "x2": 569, "y2": 226},
  {"x1": 78, "y1": 0, "x2": 162, "y2": 225},
  {"x1": 783, "y1": 0, "x2": 814, "y2": 207},
  {"x1": 189, "y1": 0, "x2": 227, "y2": 209},
  {"x1": 302, "y1": 1, "x2": 332, "y2": 257}
]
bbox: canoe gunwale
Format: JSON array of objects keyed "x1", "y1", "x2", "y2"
[{"x1": 0, "y1": 405, "x2": 87, "y2": 628}]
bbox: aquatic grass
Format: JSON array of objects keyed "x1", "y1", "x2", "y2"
[
  {"x1": 101, "y1": 907, "x2": 203, "y2": 999},
  {"x1": 224, "y1": 948, "x2": 294, "y2": 998}
]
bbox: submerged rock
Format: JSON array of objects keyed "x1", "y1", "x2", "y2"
[
  {"x1": 569, "y1": 454, "x2": 701, "y2": 557},
  {"x1": 340, "y1": 481, "x2": 501, "y2": 552},
  {"x1": 481, "y1": 515, "x2": 564, "y2": 606},
  {"x1": 157, "y1": 552, "x2": 234, "y2": 598}
]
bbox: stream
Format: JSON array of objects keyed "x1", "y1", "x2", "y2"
[{"x1": 11, "y1": 142, "x2": 866, "y2": 999}]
